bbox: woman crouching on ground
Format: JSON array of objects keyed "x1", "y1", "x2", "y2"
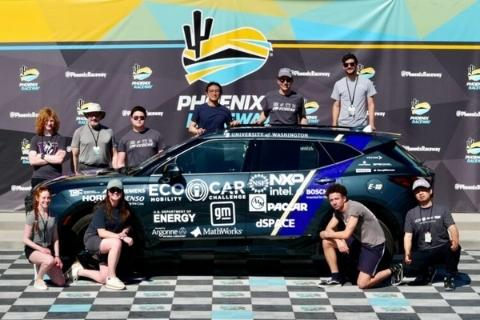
[
  {"x1": 23, "y1": 186, "x2": 66, "y2": 290},
  {"x1": 69, "y1": 178, "x2": 133, "y2": 290}
]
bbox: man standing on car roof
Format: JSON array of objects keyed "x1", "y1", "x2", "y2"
[
  {"x1": 331, "y1": 53, "x2": 376, "y2": 131},
  {"x1": 255, "y1": 67, "x2": 307, "y2": 126},
  {"x1": 319, "y1": 183, "x2": 403, "y2": 289},
  {"x1": 403, "y1": 178, "x2": 460, "y2": 291},
  {"x1": 117, "y1": 105, "x2": 165, "y2": 170}
]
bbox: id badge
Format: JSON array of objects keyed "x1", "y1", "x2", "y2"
[
  {"x1": 348, "y1": 105, "x2": 355, "y2": 116},
  {"x1": 93, "y1": 146, "x2": 100, "y2": 155},
  {"x1": 424, "y1": 232, "x2": 432, "y2": 243}
]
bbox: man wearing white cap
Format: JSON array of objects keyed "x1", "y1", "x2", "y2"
[
  {"x1": 255, "y1": 67, "x2": 307, "y2": 125},
  {"x1": 404, "y1": 178, "x2": 461, "y2": 290},
  {"x1": 71, "y1": 103, "x2": 117, "y2": 174}
]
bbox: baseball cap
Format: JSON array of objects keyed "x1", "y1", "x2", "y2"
[
  {"x1": 278, "y1": 68, "x2": 293, "y2": 78},
  {"x1": 107, "y1": 179, "x2": 123, "y2": 190},
  {"x1": 412, "y1": 178, "x2": 431, "y2": 191}
]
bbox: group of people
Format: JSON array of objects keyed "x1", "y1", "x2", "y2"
[
  {"x1": 24, "y1": 178, "x2": 133, "y2": 290},
  {"x1": 319, "y1": 179, "x2": 461, "y2": 290},
  {"x1": 22, "y1": 52, "x2": 459, "y2": 291}
]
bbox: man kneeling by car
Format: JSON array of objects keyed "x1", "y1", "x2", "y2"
[{"x1": 319, "y1": 184, "x2": 403, "y2": 289}]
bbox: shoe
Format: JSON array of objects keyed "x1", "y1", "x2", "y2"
[
  {"x1": 34, "y1": 279, "x2": 48, "y2": 290},
  {"x1": 67, "y1": 261, "x2": 84, "y2": 282},
  {"x1": 317, "y1": 278, "x2": 342, "y2": 287},
  {"x1": 444, "y1": 276, "x2": 455, "y2": 291},
  {"x1": 408, "y1": 267, "x2": 436, "y2": 286},
  {"x1": 390, "y1": 263, "x2": 404, "y2": 286},
  {"x1": 426, "y1": 266, "x2": 437, "y2": 284},
  {"x1": 105, "y1": 276, "x2": 125, "y2": 290}
]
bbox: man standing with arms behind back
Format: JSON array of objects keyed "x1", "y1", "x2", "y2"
[
  {"x1": 117, "y1": 106, "x2": 165, "y2": 170},
  {"x1": 404, "y1": 178, "x2": 461, "y2": 291},
  {"x1": 331, "y1": 53, "x2": 376, "y2": 131},
  {"x1": 255, "y1": 68, "x2": 307, "y2": 126}
]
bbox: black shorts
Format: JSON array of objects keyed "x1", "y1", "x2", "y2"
[
  {"x1": 347, "y1": 237, "x2": 385, "y2": 276},
  {"x1": 24, "y1": 245, "x2": 54, "y2": 262},
  {"x1": 84, "y1": 236, "x2": 108, "y2": 265}
]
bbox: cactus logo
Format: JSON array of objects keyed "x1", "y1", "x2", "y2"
[
  {"x1": 465, "y1": 138, "x2": 480, "y2": 163},
  {"x1": 132, "y1": 64, "x2": 153, "y2": 89},
  {"x1": 20, "y1": 138, "x2": 30, "y2": 164},
  {"x1": 182, "y1": 10, "x2": 272, "y2": 86},
  {"x1": 19, "y1": 65, "x2": 40, "y2": 91},
  {"x1": 466, "y1": 65, "x2": 480, "y2": 91},
  {"x1": 410, "y1": 98, "x2": 431, "y2": 125},
  {"x1": 358, "y1": 64, "x2": 375, "y2": 79}
]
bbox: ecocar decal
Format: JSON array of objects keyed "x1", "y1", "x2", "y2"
[{"x1": 276, "y1": 160, "x2": 354, "y2": 236}]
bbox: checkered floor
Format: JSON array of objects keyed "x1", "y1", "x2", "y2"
[{"x1": 0, "y1": 250, "x2": 479, "y2": 320}]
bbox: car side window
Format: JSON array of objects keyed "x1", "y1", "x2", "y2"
[
  {"x1": 251, "y1": 140, "x2": 332, "y2": 172},
  {"x1": 321, "y1": 141, "x2": 361, "y2": 163},
  {"x1": 175, "y1": 139, "x2": 250, "y2": 174}
]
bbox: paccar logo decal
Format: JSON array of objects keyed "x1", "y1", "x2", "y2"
[{"x1": 182, "y1": 10, "x2": 272, "y2": 86}]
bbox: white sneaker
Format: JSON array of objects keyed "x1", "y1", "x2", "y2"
[
  {"x1": 105, "y1": 276, "x2": 125, "y2": 290},
  {"x1": 67, "y1": 261, "x2": 84, "y2": 282},
  {"x1": 34, "y1": 279, "x2": 48, "y2": 290}
]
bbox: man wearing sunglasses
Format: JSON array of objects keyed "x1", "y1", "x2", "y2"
[
  {"x1": 331, "y1": 53, "x2": 377, "y2": 131},
  {"x1": 255, "y1": 68, "x2": 307, "y2": 126},
  {"x1": 116, "y1": 106, "x2": 165, "y2": 170}
]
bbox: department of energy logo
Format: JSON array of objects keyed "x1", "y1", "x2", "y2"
[
  {"x1": 466, "y1": 137, "x2": 480, "y2": 163},
  {"x1": 358, "y1": 64, "x2": 375, "y2": 79},
  {"x1": 410, "y1": 98, "x2": 431, "y2": 125},
  {"x1": 19, "y1": 66, "x2": 40, "y2": 91},
  {"x1": 182, "y1": 10, "x2": 272, "y2": 86},
  {"x1": 466, "y1": 64, "x2": 480, "y2": 91},
  {"x1": 132, "y1": 64, "x2": 153, "y2": 89},
  {"x1": 20, "y1": 138, "x2": 30, "y2": 164}
]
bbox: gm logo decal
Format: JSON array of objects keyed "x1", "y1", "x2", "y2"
[{"x1": 182, "y1": 10, "x2": 272, "y2": 86}]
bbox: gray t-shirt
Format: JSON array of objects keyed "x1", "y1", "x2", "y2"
[
  {"x1": 334, "y1": 200, "x2": 385, "y2": 246},
  {"x1": 262, "y1": 90, "x2": 306, "y2": 125},
  {"x1": 71, "y1": 124, "x2": 116, "y2": 167},
  {"x1": 118, "y1": 128, "x2": 165, "y2": 168},
  {"x1": 331, "y1": 76, "x2": 377, "y2": 127},
  {"x1": 25, "y1": 211, "x2": 57, "y2": 247},
  {"x1": 30, "y1": 134, "x2": 67, "y2": 180},
  {"x1": 404, "y1": 204, "x2": 455, "y2": 250}
]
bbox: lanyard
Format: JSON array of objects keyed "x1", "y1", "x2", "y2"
[
  {"x1": 87, "y1": 125, "x2": 100, "y2": 147},
  {"x1": 346, "y1": 76, "x2": 358, "y2": 107},
  {"x1": 39, "y1": 213, "x2": 49, "y2": 244},
  {"x1": 419, "y1": 205, "x2": 434, "y2": 233}
]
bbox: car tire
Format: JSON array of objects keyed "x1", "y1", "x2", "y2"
[
  {"x1": 378, "y1": 219, "x2": 396, "y2": 262},
  {"x1": 70, "y1": 214, "x2": 93, "y2": 261}
]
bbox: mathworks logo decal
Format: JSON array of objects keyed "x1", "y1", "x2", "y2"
[
  {"x1": 182, "y1": 10, "x2": 272, "y2": 86},
  {"x1": 465, "y1": 137, "x2": 480, "y2": 163},
  {"x1": 410, "y1": 98, "x2": 431, "y2": 125},
  {"x1": 19, "y1": 66, "x2": 40, "y2": 92}
]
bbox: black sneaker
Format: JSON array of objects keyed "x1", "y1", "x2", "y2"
[
  {"x1": 390, "y1": 263, "x2": 404, "y2": 286},
  {"x1": 317, "y1": 278, "x2": 342, "y2": 287},
  {"x1": 444, "y1": 276, "x2": 455, "y2": 291}
]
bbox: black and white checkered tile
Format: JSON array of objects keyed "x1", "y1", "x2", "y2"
[{"x1": 0, "y1": 250, "x2": 479, "y2": 320}]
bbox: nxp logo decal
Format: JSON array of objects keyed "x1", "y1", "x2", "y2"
[{"x1": 182, "y1": 10, "x2": 272, "y2": 86}]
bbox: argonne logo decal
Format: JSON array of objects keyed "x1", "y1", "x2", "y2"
[{"x1": 182, "y1": 10, "x2": 272, "y2": 86}]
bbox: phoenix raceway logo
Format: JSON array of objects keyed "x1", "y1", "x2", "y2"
[
  {"x1": 182, "y1": 10, "x2": 272, "y2": 86},
  {"x1": 466, "y1": 64, "x2": 480, "y2": 91},
  {"x1": 410, "y1": 98, "x2": 431, "y2": 125},
  {"x1": 19, "y1": 65, "x2": 40, "y2": 92},
  {"x1": 305, "y1": 100, "x2": 320, "y2": 125},
  {"x1": 75, "y1": 99, "x2": 99, "y2": 125},
  {"x1": 465, "y1": 137, "x2": 480, "y2": 163},
  {"x1": 20, "y1": 138, "x2": 30, "y2": 164},
  {"x1": 132, "y1": 63, "x2": 153, "y2": 90},
  {"x1": 358, "y1": 64, "x2": 375, "y2": 79}
]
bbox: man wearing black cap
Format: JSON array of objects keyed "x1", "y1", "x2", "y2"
[
  {"x1": 404, "y1": 178, "x2": 461, "y2": 290},
  {"x1": 255, "y1": 67, "x2": 307, "y2": 125}
]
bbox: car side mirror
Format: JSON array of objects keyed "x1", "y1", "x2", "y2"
[{"x1": 161, "y1": 163, "x2": 182, "y2": 182}]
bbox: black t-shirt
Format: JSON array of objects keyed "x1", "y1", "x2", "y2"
[
  {"x1": 404, "y1": 204, "x2": 455, "y2": 250},
  {"x1": 84, "y1": 204, "x2": 129, "y2": 242},
  {"x1": 191, "y1": 103, "x2": 233, "y2": 133},
  {"x1": 30, "y1": 134, "x2": 67, "y2": 179}
]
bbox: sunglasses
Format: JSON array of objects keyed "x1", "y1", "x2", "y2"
[
  {"x1": 343, "y1": 62, "x2": 356, "y2": 67},
  {"x1": 132, "y1": 116, "x2": 145, "y2": 121},
  {"x1": 278, "y1": 77, "x2": 292, "y2": 83},
  {"x1": 108, "y1": 187, "x2": 123, "y2": 194},
  {"x1": 86, "y1": 112, "x2": 102, "y2": 118}
]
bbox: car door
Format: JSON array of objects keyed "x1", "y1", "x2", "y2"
[
  {"x1": 144, "y1": 138, "x2": 252, "y2": 254},
  {"x1": 244, "y1": 139, "x2": 335, "y2": 253}
]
